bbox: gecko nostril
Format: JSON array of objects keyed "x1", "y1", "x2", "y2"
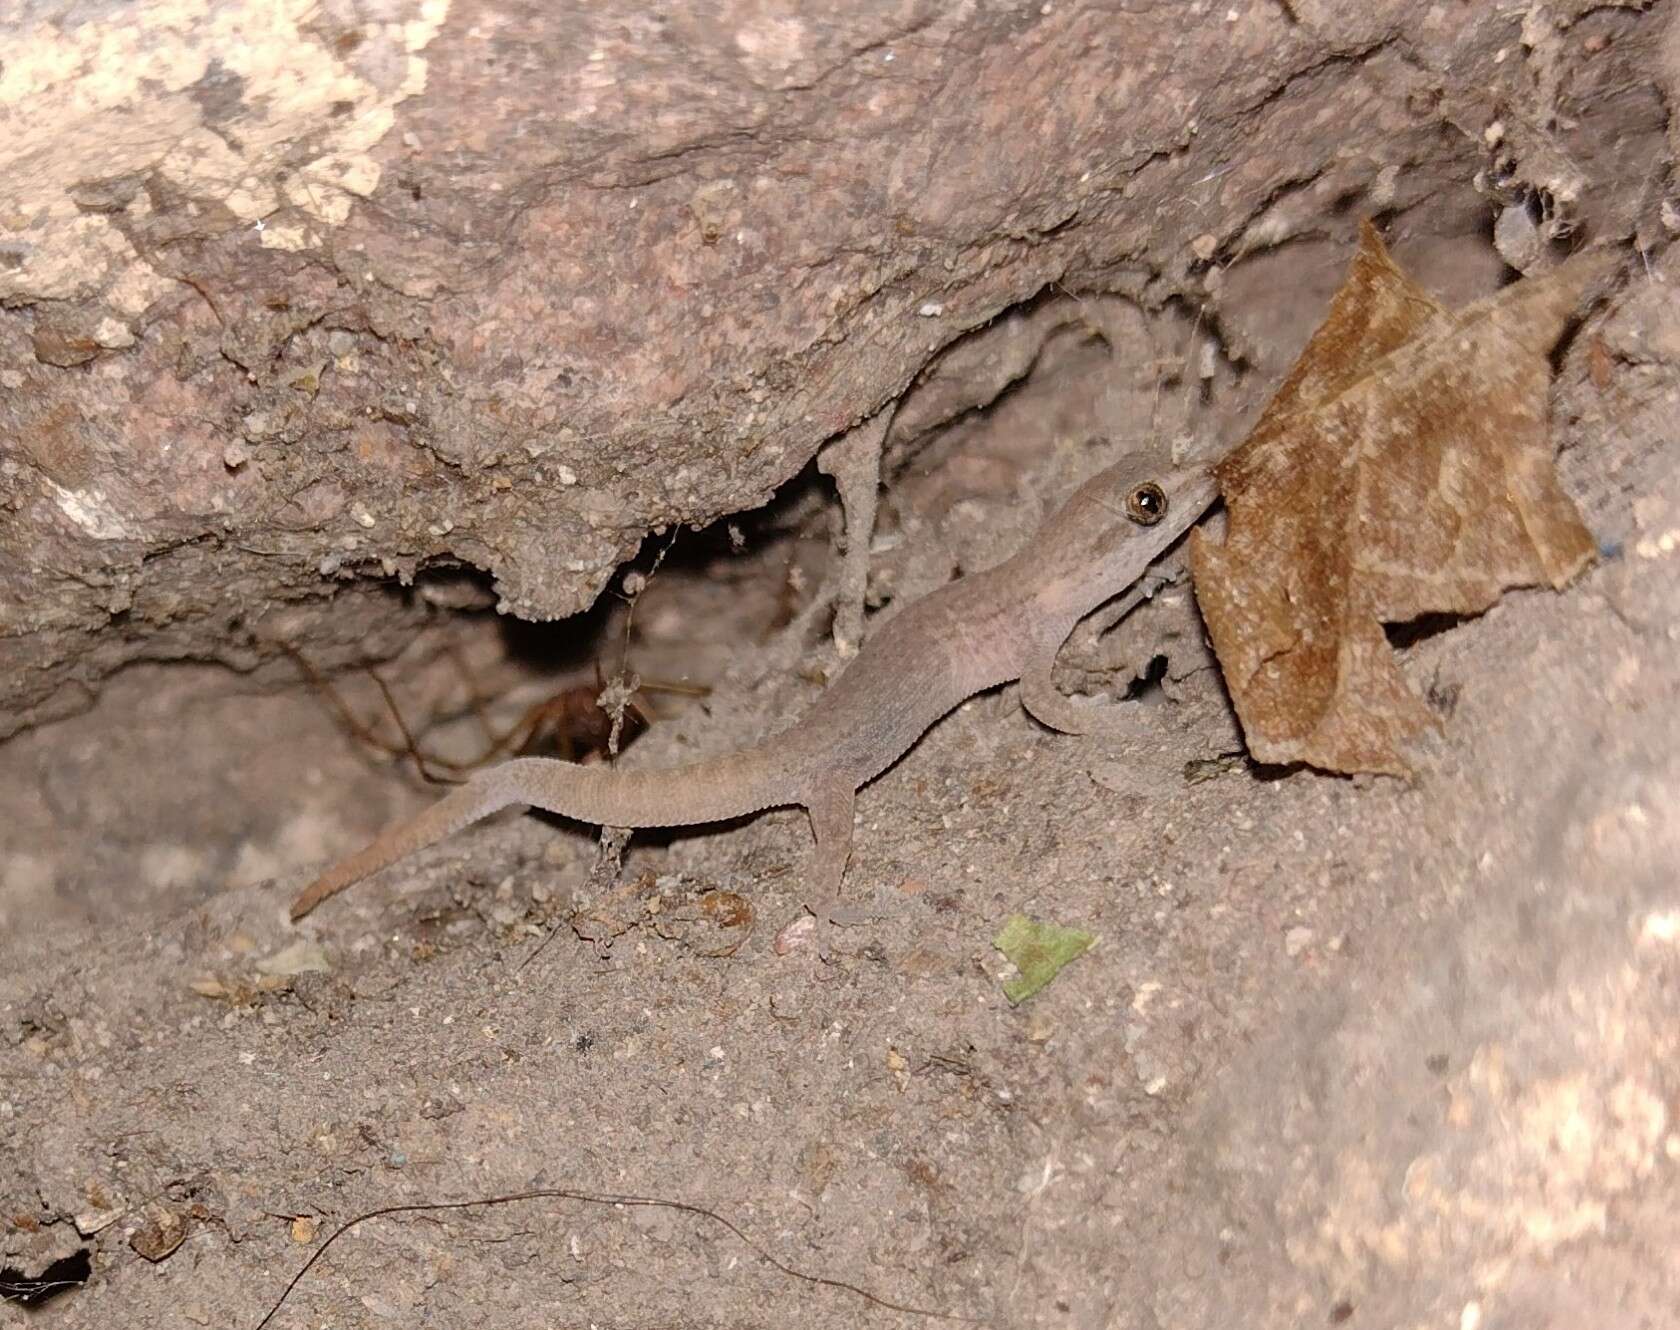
[{"x1": 1125, "y1": 482, "x2": 1168, "y2": 526}]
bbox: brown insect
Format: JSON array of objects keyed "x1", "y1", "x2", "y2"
[{"x1": 281, "y1": 643, "x2": 698, "y2": 786}]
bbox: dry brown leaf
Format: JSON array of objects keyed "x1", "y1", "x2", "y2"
[
  {"x1": 128, "y1": 1206, "x2": 188, "y2": 1263},
  {"x1": 1191, "y1": 222, "x2": 1618, "y2": 775}
]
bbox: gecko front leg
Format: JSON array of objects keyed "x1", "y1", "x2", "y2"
[
  {"x1": 1020, "y1": 647, "x2": 1106, "y2": 735},
  {"x1": 1020, "y1": 582, "x2": 1158, "y2": 736}
]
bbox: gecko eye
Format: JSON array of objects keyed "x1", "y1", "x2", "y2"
[{"x1": 1125, "y1": 482, "x2": 1168, "y2": 526}]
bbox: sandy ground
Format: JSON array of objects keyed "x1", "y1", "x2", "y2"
[{"x1": 3, "y1": 246, "x2": 1677, "y2": 1329}]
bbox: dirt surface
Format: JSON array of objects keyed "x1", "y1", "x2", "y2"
[{"x1": 5, "y1": 3, "x2": 1680, "y2": 1328}]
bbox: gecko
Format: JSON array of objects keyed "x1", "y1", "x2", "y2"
[{"x1": 289, "y1": 450, "x2": 1219, "y2": 922}]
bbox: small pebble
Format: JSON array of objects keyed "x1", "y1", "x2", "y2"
[{"x1": 773, "y1": 914, "x2": 816, "y2": 955}]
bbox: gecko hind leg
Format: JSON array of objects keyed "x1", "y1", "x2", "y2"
[{"x1": 801, "y1": 783, "x2": 859, "y2": 925}]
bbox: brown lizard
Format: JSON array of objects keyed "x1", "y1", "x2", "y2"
[{"x1": 290, "y1": 450, "x2": 1218, "y2": 921}]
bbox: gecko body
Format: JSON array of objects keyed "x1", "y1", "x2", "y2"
[{"x1": 290, "y1": 451, "x2": 1216, "y2": 920}]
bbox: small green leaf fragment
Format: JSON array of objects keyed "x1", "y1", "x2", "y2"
[{"x1": 993, "y1": 914, "x2": 1096, "y2": 1004}]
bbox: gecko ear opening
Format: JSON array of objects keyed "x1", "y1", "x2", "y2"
[{"x1": 1125, "y1": 482, "x2": 1168, "y2": 526}]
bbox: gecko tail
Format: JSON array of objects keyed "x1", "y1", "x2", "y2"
[
  {"x1": 288, "y1": 771, "x2": 520, "y2": 920},
  {"x1": 289, "y1": 746, "x2": 797, "y2": 921}
]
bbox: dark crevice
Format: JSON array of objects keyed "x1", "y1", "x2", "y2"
[
  {"x1": 0, "y1": 1248, "x2": 92, "y2": 1308},
  {"x1": 1383, "y1": 611, "x2": 1472, "y2": 650},
  {"x1": 1121, "y1": 653, "x2": 1171, "y2": 702}
]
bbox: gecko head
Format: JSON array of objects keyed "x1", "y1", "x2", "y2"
[
  {"x1": 1072, "y1": 449, "x2": 1216, "y2": 549},
  {"x1": 1033, "y1": 449, "x2": 1219, "y2": 615}
]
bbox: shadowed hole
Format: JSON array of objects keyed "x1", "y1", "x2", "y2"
[
  {"x1": 1, "y1": 1248, "x2": 91, "y2": 1308},
  {"x1": 1383, "y1": 611, "x2": 1472, "y2": 650},
  {"x1": 1121, "y1": 653, "x2": 1170, "y2": 702}
]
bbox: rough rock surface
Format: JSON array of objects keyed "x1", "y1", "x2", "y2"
[{"x1": 5, "y1": 0, "x2": 1668, "y2": 733}]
